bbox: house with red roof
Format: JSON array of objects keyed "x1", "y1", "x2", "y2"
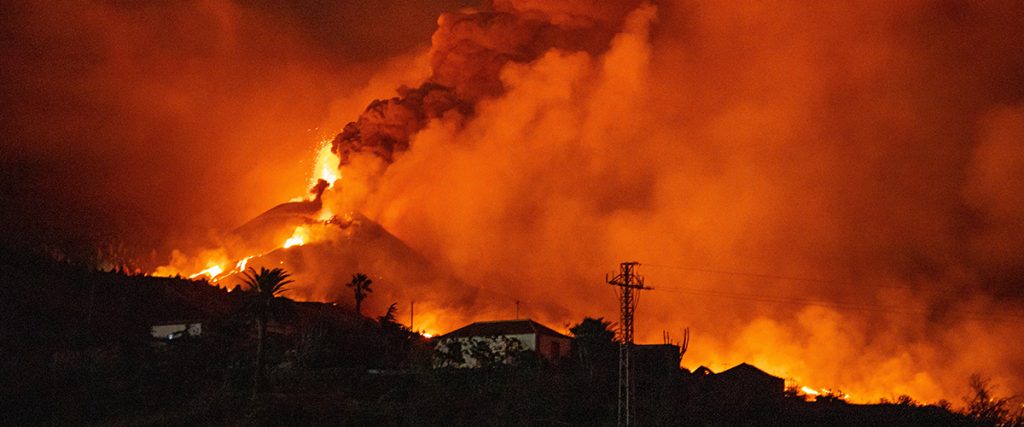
[{"x1": 434, "y1": 319, "x2": 572, "y2": 368}]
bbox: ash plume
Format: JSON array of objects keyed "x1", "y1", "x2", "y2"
[
  {"x1": 6, "y1": 0, "x2": 1024, "y2": 407},
  {"x1": 0, "y1": 0, "x2": 471, "y2": 252},
  {"x1": 332, "y1": 83, "x2": 470, "y2": 164},
  {"x1": 321, "y1": 0, "x2": 1024, "y2": 404},
  {"x1": 330, "y1": 0, "x2": 641, "y2": 166},
  {"x1": 309, "y1": 179, "x2": 330, "y2": 201}
]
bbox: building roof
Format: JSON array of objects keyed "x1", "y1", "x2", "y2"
[
  {"x1": 718, "y1": 362, "x2": 782, "y2": 381},
  {"x1": 441, "y1": 319, "x2": 571, "y2": 340},
  {"x1": 693, "y1": 366, "x2": 714, "y2": 376}
]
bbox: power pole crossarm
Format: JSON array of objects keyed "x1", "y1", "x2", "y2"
[{"x1": 607, "y1": 261, "x2": 650, "y2": 427}]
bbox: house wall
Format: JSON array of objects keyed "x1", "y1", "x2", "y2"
[
  {"x1": 150, "y1": 322, "x2": 201, "y2": 340},
  {"x1": 434, "y1": 333, "x2": 535, "y2": 368},
  {"x1": 708, "y1": 371, "x2": 784, "y2": 409},
  {"x1": 634, "y1": 344, "x2": 681, "y2": 376},
  {"x1": 536, "y1": 334, "x2": 571, "y2": 360},
  {"x1": 507, "y1": 333, "x2": 537, "y2": 351},
  {"x1": 434, "y1": 332, "x2": 574, "y2": 368}
]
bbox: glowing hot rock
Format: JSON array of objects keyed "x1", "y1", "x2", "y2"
[
  {"x1": 311, "y1": 140, "x2": 340, "y2": 189},
  {"x1": 801, "y1": 386, "x2": 820, "y2": 396},
  {"x1": 283, "y1": 225, "x2": 311, "y2": 248},
  {"x1": 190, "y1": 264, "x2": 224, "y2": 281}
]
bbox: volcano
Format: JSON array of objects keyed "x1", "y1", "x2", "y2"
[
  {"x1": 216, "y1": 195, "x2": 479, "y2": 323},
  {"x1": 230, "y1": 179, "x2": 331, "y2": 253}
]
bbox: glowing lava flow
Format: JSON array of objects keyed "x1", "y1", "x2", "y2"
[
  {"x1": 283, "y1": 225, "x2": 310, "y2": 248},
  {"x1": 152, "y1": 139, "x2": 342, "y2": 283},
  {"x1": 190, "y1": 264, "x2": 224, "y2": 280},
  {"x1": 310, "y1": 139, "x2": 339, "y2": 189},
  {"x1": 799, "y1": 386, "x2": 849, "y2": 401},
  {"x1": 185, "y1": 255, "x2": 256, "y2": 283}
]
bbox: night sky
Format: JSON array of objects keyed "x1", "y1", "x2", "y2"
[{"x1": 2, "y1": 0, "x2": 1023, "y2": 402}]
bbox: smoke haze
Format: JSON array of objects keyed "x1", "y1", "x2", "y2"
[
  {"x1": 4, "y1": 0, "x2": 1024, "y2": 403},
  {"x1": 328, "y1": 0, "x2": 1024, "y2": 403},
  {"x1": 0, "y1": 0, "x2": 473, "y2": 251}
]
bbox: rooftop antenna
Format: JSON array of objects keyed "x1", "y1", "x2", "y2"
[{"x1": 607, "y1": 261, "x2": 651, "y2": 426}]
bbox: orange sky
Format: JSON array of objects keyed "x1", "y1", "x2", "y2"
[{"x1": 2, "y1": 0, "x2": 1023, "y2": 404}]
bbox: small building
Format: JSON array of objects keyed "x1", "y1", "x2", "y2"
[
  {"x1": 693, "y1": 362, "x2": 785, "y2": 410},
  {"x1": 150, "y1": 320, "x2": 202, "y2": 341},
  {"x1": 714, "y1": 362, "x2": 785, "y2": 399},
  {"x1": 434, "y1": 319, "x2": 572, "y2": 368},
  {"x1": 633, "y1": 343, "x2": 682, "y2": 377},
  {"x1": 692, "y1": 365, "x2": 714, "y2": 377}
]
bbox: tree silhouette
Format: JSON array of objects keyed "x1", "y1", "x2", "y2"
[
  {"x1": 963, "y1": 374, "x2": 1016, "y2": 426},
  {"x1": 569, "y1": 317, "x2": 617, "y2": 379},
  {"x1": 347, "y1": 273, "x2": 373, "y2": 315},
  {"x1": 377, "y1": 302, "x2": 419, "y2": 368},
  {"x1": 379, "y1": 302, "x2": 399, "y2": 325},
  {"x1": 239, "y1": 266, "x2": 293, "y2": 398}
]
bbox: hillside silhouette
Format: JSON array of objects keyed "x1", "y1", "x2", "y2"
[{"x1": 1, "y1": 248, "x2": 1012, "y2": 425}]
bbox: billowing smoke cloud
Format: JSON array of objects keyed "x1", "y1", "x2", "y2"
[
  {"x1": 332, "y1": 83, "x2": 469, "y2": 165},
  {"x1": 0, "y1": 0, "x2": 475, "y2": 255},
  {"x1": 6, "y1": 0, "x2": 1024, "y2": 405},
  {"x1": 320, "y1": 0, "x2": 1024, "y2": 404},
  {"x1": 330, "y1": 0, "x2": 639, "y2": 166}
]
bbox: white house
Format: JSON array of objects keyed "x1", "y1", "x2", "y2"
[
  {"x1": 434, "y1": 319, "x2": 572, "y2": 368},
  {"x1": 150, "y1": 321, "x2": 202, "y2": 340}
]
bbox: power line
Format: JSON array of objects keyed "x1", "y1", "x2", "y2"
[
  {"x1": 645, "y1": 263, "x2": 841, "y2": 285},
  {"x1": 642, "y1": 261, "x2": 1024, "y2": 322},
  {"x1": 655, "y1": 285, "x2": 1024, "y2": 324},
  {"x1": 643, "y1": 263, "x2": 965, "y2": 294}
]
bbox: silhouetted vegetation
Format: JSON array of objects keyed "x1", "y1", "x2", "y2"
[
  {"x1": 569, "y1": 316, "x2": 617, "y2": 380},
  {"x1": 239, "y1": 266, "x2": 293, "y2": 397},
  {"x1": 962, "y1": 374, "x2": 1024, "y2": 427},
  {"x1": 1, "y1": 247, "x2": 1019, "y2": 425},
  {"x1": 346, "y1": 272, "x2": 373, "y2": 315}
]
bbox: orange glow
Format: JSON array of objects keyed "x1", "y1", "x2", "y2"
[
  {"x1": 153, "y1": 248, "x2": 237, "y2": 283},
  {"x1": 283, "y1": 225, "x2": 310, "y2": 248},
  {"x1": 150, "y1": 138, "x2": 341, "y2": 284},
  {"x1": 236, "y1": 256, "x2": 253, "y2": 272},
  {"x1": 796, "y1": 384, "x2": 849, "y2": 401},
  {"x1": 310, "y1": 140, "x2": 341, "y2": 189},
  {"x1": 153, "y1": 247, "x2": 266, "y2": 284},
  {"x1": 317, "y1": 210, "x2": 335, "y2": 222},
  {"x1": 129, "y1": 0, "x2": 1024, "y2": 406},
  {"x1": 190, "y1": 264, "x2": 224, "y2": 281}
]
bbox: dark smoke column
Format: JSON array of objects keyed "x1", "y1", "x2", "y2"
[{"x1": 330, "y1": 0, "x2": 643, "y2": 168}]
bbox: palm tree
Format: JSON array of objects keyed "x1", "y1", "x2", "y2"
[
  {"x1": 240, "y1": 266, "x2": 293, "y2": 397},
  {"x1": 570, "y1": 317, "x2": 617, "y2": 379},
  {"x1": 347, "y1": 273, "x2": 373, "y2": 315}
]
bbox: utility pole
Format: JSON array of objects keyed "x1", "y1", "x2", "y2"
[
  {"x1": 607, "y1": 261, "x2": 650, "y2": 427},
  {"x1": 410, "y1": 300, "x2": 414, "y2": 331}
]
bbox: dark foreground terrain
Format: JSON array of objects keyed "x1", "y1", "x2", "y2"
[{"x1": 0, "y1": 248, "x2": 1012, "y2": 426}]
